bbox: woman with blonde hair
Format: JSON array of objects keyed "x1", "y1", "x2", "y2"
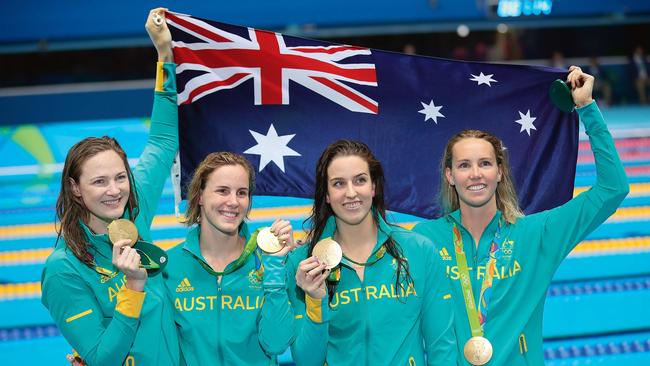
[{"x1": 413, "y1": 66, "x2": 629, "y2": 365}]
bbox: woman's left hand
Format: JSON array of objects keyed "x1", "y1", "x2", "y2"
[
  {"x1": 567, "y1": 65, "x2": 595, "y2": 108},
  {"x1": 268, "y1": 219, "x2": 300, "y2": 256}
]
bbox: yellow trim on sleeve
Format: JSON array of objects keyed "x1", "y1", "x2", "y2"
[
  {"x1": 443, "y1": 293, "x2": 452, "y2": 300},
  {"x1": 65, "y1": 309, "x2": 93, "y2": 323},
  {"x1": 305, "y1": 294, "x2": 323, "y2": 323},
  {"x1": 155, "y1": 62, "x2": 165, "y2": 92},
  {"x1": 115, "y1": 287, "x2": 146, "y2": 318}
]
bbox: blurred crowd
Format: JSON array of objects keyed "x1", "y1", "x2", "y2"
[{"x1": 401, "y1": 28, "x2": 649, "y2": 107}]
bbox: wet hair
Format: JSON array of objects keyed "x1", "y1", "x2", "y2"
[
  {"x1": 56, "y1": 137, "x2": 139, "y2": 267},
  {"x1": 440, "y1": 129, "x2": 523, "y2": 223},
  {"x1": 305, "y1": 140, "x2": 412, "y2": 303},
  {"x1": 183, "y1": 152, "x2": 255, "y2": 228}
]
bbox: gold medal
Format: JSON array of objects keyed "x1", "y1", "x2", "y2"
[
  {"x1": 463, "y1": 336, "x2": 493, "y2": 365},
  {"x1": 107, "y1": 219, "x2": 138, "y2": 247},
  {"x1": 312, "y1": 238, "x2": 342, "y2": 269},
  {"x1": 256, "y1": 227, "x2": 284, "y2": 253}
]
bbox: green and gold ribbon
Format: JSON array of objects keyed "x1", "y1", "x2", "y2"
[
  {"x1": 199, "y1": 228, "x2": 261, "y2": 277},
  {"x1": 452, "y1": 219, "x2": 506, "y2": 337}
]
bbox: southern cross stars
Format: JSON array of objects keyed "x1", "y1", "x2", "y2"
[
  {"x1": 244, "y1": 124, "x2": 301, "y2": 172},
  {"x1": 470, "y1": 72, "x2": 497, "y2": 87},
  {"x1": 418, "y1": 100, "x2": 445, "y2": 124},
  {"x1": 515, "y1": 110, "x2": 537, "y2": 136}
]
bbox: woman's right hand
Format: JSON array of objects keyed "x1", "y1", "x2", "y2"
[
  {"x1": 145, "y1": 8, "x2": 173, "y2": 62},
  {"x1": 112, "y1": 239, "x2": 147, "y2": 292},
  {"x1": 295, "y1": 256, "x2": 329, "y2": 299}
]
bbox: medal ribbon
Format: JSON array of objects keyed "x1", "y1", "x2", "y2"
[
  {"x1": 452, "y1": 218, "x2": 505, "y2": 337},
  {"x1": 341, "y1": 243, "x2": 386, "y2": 267},
  {"x1": 133, "y1": 245, "x2": 160, "y2": 269},
  {"x1": 328, "y1": 242, "x2": 387, "y2": 283},
  {"x1": 199, "y1": 228, "x2": 260, "y2": 277}
]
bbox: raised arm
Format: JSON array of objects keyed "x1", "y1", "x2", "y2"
[
  {"x1": 132, "y1": 8, "x2": 179, "y2": 231},
  {"x1": 540, "y1": 66, "x2": 629, "y2": 268}
]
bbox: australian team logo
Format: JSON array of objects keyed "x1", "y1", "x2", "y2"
[
  {"x1": 500, "y1": 240, "x2": 515, "y2": 260},
  {"x1": 390, "y1": 258, "x2": 398, "y2": 271},
  {"x1": 248, "y1": 266, "x2": 263, "y2": 289}
]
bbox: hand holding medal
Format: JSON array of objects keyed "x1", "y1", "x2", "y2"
[
  {"x1": 256, "y1": 219, "x2": 298, "y2": 256},
  {"x1": 108, "y1": 219, "x2": 168, "y2": 279},
  {"x1": 549, "y1": 65, "x2": 594, "y2": 112},
  {"x1": 295, "y1": 237, "x2": 342, "y2": 299},
  {"x1": 312, "y1": 237, "x2": 342, "y2": 269},
  {"x1": 107, "y1": 219, "x2": 138, "y2": 246}
]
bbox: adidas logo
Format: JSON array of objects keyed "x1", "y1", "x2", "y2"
[
  {"x1": 176, "y1": 278, "x2": 194, "y2": 292},
  {"x1": 439, "y1": 247, "x2": 452, "y2": 261}
]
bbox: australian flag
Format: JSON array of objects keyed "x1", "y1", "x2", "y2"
[{"x1": 167, "y1": 12, "x2": 579, "y2": 219}]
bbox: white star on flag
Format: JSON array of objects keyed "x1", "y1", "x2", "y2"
[
  {"x1": 515, "y1": 110, "x2": 537, "y2": 136},
  {"x1": 418, "y1": 100, "x2": 445, "y2": 124},
  {"x1": 470, "y1": 72, "x2": 497, "y2": 87},
  {"x1": 244, "y1": 124, "x2": 301, "y2": 172}
]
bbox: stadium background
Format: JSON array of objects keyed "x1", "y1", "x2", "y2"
[{"x1": 1, "y1": 1, "x2": 649, "y2": 364}]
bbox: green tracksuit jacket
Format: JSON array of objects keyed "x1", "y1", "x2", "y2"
[
  {"x1": 412, "y1": 101, "x2": 629, "y2": 365},
  {"x1": 287, "y1": 214, "x2": 458, "y2": 366},
  {"x1": 164, "y1": 224, "x2": 295, "y2": 365},
  {"x1": 41, "y1": 63, "x2": 180, "y2": 366}
]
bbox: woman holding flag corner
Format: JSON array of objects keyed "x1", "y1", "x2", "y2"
[
  {"x1": 412, "y1": 66, "x2": 629, "y2": 365},
  {"x1": 144, "y1": 9, "x2": 298, "y2": 365},
  {"x1": 43, "y1": 8, "x2": 180, "y2": 366}
]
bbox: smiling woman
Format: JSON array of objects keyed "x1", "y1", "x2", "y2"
[
  {"x1": 413, "y1": 66, "x2": 629, "y2": 366},
  {"x1": 162, "y1": 152, "x2": 296, "y2": 365},
  {"x1": 440, "y1": 130, "x2": 522, "y2": 230},
  {"x1": 325, "y1": 155, "x2": 376, "y2": 228},
  {"x1": 40, "y1": 8, "x2": 181, "y2": 366},
  {"x1": 58, "y1": 139, "x2": 137, "y2": 266},
  {"x1": 286, "y1": 139, "x2": 457, "y2": 365}
]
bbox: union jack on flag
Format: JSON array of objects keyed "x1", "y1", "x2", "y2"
[
  {"x1": 168, "y1": 12, "x2": 578, "y2": 218},
  {"x1": 166, "y1": 12, "x2": 379, "y2": 114}
]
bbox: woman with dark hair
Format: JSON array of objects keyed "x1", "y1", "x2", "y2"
[
  {"x1": 413, "y1": 66, "x2": 629, "y2": 365},
  {"x1": 287, "y1": 140, "x2": 457, "y2": 365},
  {"x1": 163, "y1": 151, "x2": 296, "y2": 365},
  {"x1": 41, "y1": 9, "x2": 180, "y2": 366}
]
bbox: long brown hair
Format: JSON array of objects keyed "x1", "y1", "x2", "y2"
[
  {"x1": 183, "y1": 152, "x2": 255, "y2": 227},
  {"x1": 56, "y1": 137, "x2": 139, "y2": 267},
  {"x1": 440, "y1": 129, "x2": 523, "y2": 223},
  {"x1": 305, "y1": 140, "x2": 412, "y2": 303}
]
